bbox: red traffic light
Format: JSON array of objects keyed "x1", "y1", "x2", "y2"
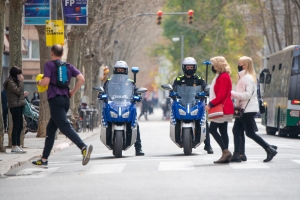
[
  {"x1": 157, "y1": 10, "x2": 163, "y2": 17},
  {"x1": 188, "y1": 9, "x2": 194, "y2": 24}
]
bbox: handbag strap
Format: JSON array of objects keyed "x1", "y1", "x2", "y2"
[{"x1": 242, "y1": 90, "x2": 254, "y2": 110}]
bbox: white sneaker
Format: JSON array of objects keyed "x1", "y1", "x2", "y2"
[
  {"x1": 11, "y1": 146, "x2": 26, "y2": 154},
  {"x1": 18, "y1": 146, "x2": 27, "y2": 153}
]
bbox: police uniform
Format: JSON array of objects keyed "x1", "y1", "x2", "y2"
[{"x1": 172, "y1": 74, "x2": 213, "y2": 154}]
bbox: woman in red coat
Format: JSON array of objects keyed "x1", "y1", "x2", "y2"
[{"x1": 205, "y1": 56, "x2": 234, "y2": 163}]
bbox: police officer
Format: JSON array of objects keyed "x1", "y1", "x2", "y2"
[
  {"x1": 172, "y1": 57, "x2": 214, "y2": 154},
  {"x1": 103, "y1": 61, "x2": 144, "y2": 156}
]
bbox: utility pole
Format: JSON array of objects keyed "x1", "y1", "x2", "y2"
[{"x1": 52, "y1": 0, "x2": 57, "y2": 20}]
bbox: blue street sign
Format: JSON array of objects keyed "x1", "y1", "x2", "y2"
[
  {"x1": 24, "y1": 0, "x2": 51, "y2": 25},
  {"x1": 61, "y1": 0, "x2": 88, "y2": 25}
]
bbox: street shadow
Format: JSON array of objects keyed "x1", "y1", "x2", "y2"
[
  {"x1": 149, "y1": 153, "x2": 201, "y2": 157},
  {"x1": 194, "y1": 163, "x2": 230, "y2": 168}
]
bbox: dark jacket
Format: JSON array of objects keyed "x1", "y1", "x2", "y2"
[
  {"x1": 3, "y1": 76, "x2": 25, "y2": 108},
  {"x1": 172, "y1": 74, "x2": 208, "y2": 93}
]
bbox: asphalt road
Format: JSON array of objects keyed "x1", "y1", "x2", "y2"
[{"x1": 1, "y1": 110, "x2": 300, "y2": 200}]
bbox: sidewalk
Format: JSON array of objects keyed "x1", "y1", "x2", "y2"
[{"x1": 0, "y1": 128, "x2": 98, "y2": 177}]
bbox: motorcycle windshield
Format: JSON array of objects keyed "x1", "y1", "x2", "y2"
[
  {"x1": 107, "y1": 74, "x2": 134, "y2": 105},
  {"x1": 176, "y1": 85, "x2": 201, "y2": 107}
]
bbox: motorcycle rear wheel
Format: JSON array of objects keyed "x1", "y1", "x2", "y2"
[
  {"x1": 183, "y1": 128, "x2": 192, "y2": 155},
  {"x1": 114, "y1": 130, "x2": 123, "y2": 158}
]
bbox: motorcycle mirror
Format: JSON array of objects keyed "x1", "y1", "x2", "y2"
[
  {"x1": 92, "y1": 86, "x2": 104, "y2": 93},
  {"x1": 136, "y1": 87, "x2": 147, "y2": 94},
  {"x1": 161, "y1": 84, "x2": 173, "y2": 91}
]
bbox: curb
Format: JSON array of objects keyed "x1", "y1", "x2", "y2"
[{"x1": 0, "y1": 129, "x2": 98, "y2": 177}]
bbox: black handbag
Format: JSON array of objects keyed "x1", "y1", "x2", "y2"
[
  {"x1": 234, "y1": 91, "x2": 253, "y2": 118},
  {"x1": 234, "y1": 107, "x2": 245, "y2": 118},
  {"x1": 258, "y1": 99, "x2": 266, "y2": 114}
]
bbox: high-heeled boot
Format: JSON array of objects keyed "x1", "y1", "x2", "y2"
[
  {"x1": 264, "y1": 146, "x2": 277, "y2": 162},
  {"x1": 230, "y1": 152, "x2": 241, "y2": 162},
  {"x1": 214, "y1": 149, "x2": 232, "y2": 163}
]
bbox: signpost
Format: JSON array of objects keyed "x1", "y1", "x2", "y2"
[{"x1": 24, "y1": 0, "x2": 51, "y2": 25}]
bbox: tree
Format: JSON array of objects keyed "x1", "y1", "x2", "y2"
[
  {"x1": 0, "y1": 0, "x2": 6, "y2": 152},
  {"x1": 7, "y1": 0, "x2": 27, "y2": 146}
]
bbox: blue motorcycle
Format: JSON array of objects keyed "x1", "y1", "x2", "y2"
[
  {"x1": 93, "y1": 67, "x2": 147, "y2": 158},
  {"x1": 161, "y1": 84, "x2": 207, "y2": 155}
]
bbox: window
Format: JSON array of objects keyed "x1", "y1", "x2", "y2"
[
  {"x1": 272, "y1": 65, "x2": 275, "y2": 71},
  {"x1": 22, "y1": 40, "x2": 40, "y2": 60},
  {"x1": 279, "y1": 63, "x2": 282, "y2": 70}
]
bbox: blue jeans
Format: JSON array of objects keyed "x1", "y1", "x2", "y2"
[{"x1": 42, "y1": 95, "x2": 86, "y2": 159}]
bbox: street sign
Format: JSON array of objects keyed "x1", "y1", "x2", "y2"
[
  {"x1": 45, "y1": 20, "x2": 64, "y2": 46},
  {"x1": 24, "y1": 0, "x2": 51, "y2": 25},
  {"x1": 61, "y1": 0, "x2": 88, "y2": 25}
]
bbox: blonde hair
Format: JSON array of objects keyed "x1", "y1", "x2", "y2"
[
  {"x1": 210, "y1": 56, "x2": 231, "y2": 75},
  {"x1": 238, "y1": 56, "x2": 256, "y2": 83}
]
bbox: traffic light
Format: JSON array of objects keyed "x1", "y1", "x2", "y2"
[
  {"x1": 188, "y1": 9, "x2": 194, "y2": 24},
  {"x1": 157, "y1": 10, "x2": 162, "y2": 25}
]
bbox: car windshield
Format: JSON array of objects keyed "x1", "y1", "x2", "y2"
[
  {"x1": 176, "y1": 85, "x2": 201, "y2": 107},
  {"x1": 107, "y1": 74, "x2": 134, "y2": 105}
]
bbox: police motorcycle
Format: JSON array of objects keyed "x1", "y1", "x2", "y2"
[
  {"x1": 93, "y1": 67, "x2": 147, "y2": 158},
  {"x1": 161, "y1": 84, "x2": 207, "y2": 155}
]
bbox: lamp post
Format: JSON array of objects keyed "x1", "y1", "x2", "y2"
[{"x1": 172, "y1": 35, "x2": 184, "y2": 63}]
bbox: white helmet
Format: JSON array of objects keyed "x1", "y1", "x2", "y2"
[
  {"x1": 182, "y1": 57, "x2": 197, "y2": 75},
  {"x1": 113, "y1": 60, "x2": 128, "y2": 74}
]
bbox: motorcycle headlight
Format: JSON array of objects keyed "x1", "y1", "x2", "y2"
[
  {"x1": 110, "y1": 111, "x2": 118, "y2": 118},
  {"x1": 190, "y1": 109, "x2": 198, "y2": 116},
  {"x1": 122, "y1": 111, "x2": 130, "y2": 118},
  {"x1": 178, "y1": 108, "x2": 186, "y2": 115}
]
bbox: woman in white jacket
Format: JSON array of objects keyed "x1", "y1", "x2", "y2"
[{"x1": 231, "y1": 56, "x2": 277, "y2": 162}]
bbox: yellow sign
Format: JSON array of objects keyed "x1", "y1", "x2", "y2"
[{"x1": 46, "y1": 20, "x2": 64, "y2": 46}]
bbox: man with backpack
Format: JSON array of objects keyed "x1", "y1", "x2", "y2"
[{"x1": 32, "y1": 44, "x2": 93, "y2": 167}]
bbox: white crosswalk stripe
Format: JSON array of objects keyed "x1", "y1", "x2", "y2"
[
  {"x1": 5, "y1": 157, "x2": 300, "y2": 179},
  {"x1": 86, "y1": 163, "x2": 126, "y2": 174},
  {"x1": 158, "y1": 161, "x2": 195, "y2": 171},
  {"x1": 7, "y1": 167, "x2": 59, "y2": 179},
  {"x1": 229, "y1": 160, "x2": 269, "y2": 169}
]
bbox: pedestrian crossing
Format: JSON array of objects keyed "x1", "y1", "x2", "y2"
[{"x1": 4, "y1": 157, "x2": 300, "y2": 179}]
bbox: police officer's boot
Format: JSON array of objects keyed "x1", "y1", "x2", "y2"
[
  {"x1": 136, "y1": 148, "x2": 145, "y2": 156},
  {"x1": 204, "y1": 144, "x2": 214, "y2": 154}
]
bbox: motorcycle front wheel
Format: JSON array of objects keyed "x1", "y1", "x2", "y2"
[
  {"x1": 114, "y1": 130, "x2": 123, "y2": 158},
  {"x1": 183, "y1": 128, "x2": 192, "y2": 155}
]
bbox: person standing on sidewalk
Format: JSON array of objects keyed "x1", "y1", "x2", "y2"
[
  {"x1": 32, "y1": 44, "x2": 93, "y2": 167},
  {"x1": 205, "y1": 56, "x2": 234, "y2": 163},
  {"x1": 3, "y1": 66, "x2": 26, "y2": 153}
]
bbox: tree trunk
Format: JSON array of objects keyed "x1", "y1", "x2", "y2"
[
  {"x1": 35, "y1": 26, "x2": 51, "y2": 137},
  {"x1": 270, "y1": 0, "x2": 282, "y2": 51},
  {"x1": 258, "y1": 0, "x2": 273, "y2": 54},
  {"x1": 8, "y1": 0, "x2": 26, "y2": 146},
  {"x1": 0, "y1": 0, "x2": 6, "y2": 152}
]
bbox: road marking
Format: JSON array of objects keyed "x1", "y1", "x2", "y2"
[
  {"x1": 158, "y1": 161, "x2": 195, "y2": 171},
  {"x1": 86, "y1": 163, "x2": 126, "y2": 174},
  {"x1": 230, "y1": 160, "x2": 269, "y2": 169},
  {"x1": 291, "y1": 160, "x2": 300, "y2": 165},
  {"x1": 7, "y1": 167, "x2": 59, "y2": 179}
]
